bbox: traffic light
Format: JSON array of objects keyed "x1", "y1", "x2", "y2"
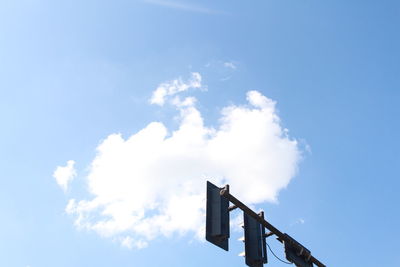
[
  {"x1": 283, "y1": 234, "x2": 313, "y2": 267},
  {"x1": 205, "y1": 182, "x2": 325, "y2": 267},
  {"x1": 206, "y1": 181, "x2": 230, "y2": 251},
  {"x1": 241, "y1": 212, "x2": 268, "y2": 267}
]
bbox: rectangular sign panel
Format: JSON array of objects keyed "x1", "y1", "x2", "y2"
[
  {"x1": 206, "y1": 181, "x2": 230, "y2": 251},
  {"x1": 244, "y1": 213, "x2": 267, "y2": 267}
]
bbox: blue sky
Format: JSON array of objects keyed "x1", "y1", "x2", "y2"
[{"x1": 0, "y1": 0, "x2": 399, "y2": 266}]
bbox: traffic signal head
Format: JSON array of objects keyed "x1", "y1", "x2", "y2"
[
  {"x1": 242, "y1": 213, "x2": 267, "y2": 267},
  {"x1": 283, "y1": 234, "x2": 313, "y2": 267},
  {"x1": 206, "y1": 181, "x2": 230, "y2": 251}
]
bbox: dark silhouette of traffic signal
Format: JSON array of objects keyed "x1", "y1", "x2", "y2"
[
  {"x1": 241, "y1": 212, "x2": 268, "y2": 267},
  {"x1": 206, "y1": 181, "x2": 230, "y2": 251},
  {"x1": 206, "y1": 182, "x2": 326, "y2": 267},
  {"x1": 283, "y1": 234, "x2": 313, "y2": 267}
]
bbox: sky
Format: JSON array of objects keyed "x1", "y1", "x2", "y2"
[{"x1": 0, "y1": 0, "x2": 399, "y2": 266}]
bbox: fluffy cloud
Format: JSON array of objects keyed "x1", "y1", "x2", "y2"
[
  {"x1": 53, "y1": 160, "x2": 76, "y2": 192},
  {"x1": 62, "y1": 73, "x2": 300, "y2": 248}
]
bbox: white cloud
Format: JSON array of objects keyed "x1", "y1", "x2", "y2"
[
  {"x1": 290, "y1": 218, "x2": 306, "y2": 227},
  {"x1": 119, "y1": 236, "x2": 148, "y2": 249},
  {"x1": 62, "y1": 74, "x2": 300, "y2": 249},
  {"x1": 224, "y1": 61, "x2": 237, "y2": 70},
  {"x1": 150, "y1": 72, "x2": 202, "y2": 106},
  {"x1": 53, "y1": 160, "x2": 76, "y2": 192}
]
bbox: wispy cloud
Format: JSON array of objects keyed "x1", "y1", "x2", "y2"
[
  {"x1": 290, "y1": 218, "x2": 306, "y2": 227},
  {"x1": 150, "y1": 72, "x2": 202, "y2": 106},
  {"x1": 204, "y1": 60, "x2": 238, "y2": 82},
  {"x1": 143, "y1": 0, "x2": 225, "y2": 15},
  {"x1": 224, "y1": 61, "x2": 237, "y2": 70},
  {"x1": 220, "y1": 76, "x2": 232, "y2": 82}
]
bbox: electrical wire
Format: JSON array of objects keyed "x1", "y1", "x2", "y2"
[{"x1": 266, "y1": 242, "x2": 293, "y2": 265}]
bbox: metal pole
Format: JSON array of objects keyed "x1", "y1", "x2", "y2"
[{"x1": 220, "y1": 185, "x2": 326, "y2": 267}]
